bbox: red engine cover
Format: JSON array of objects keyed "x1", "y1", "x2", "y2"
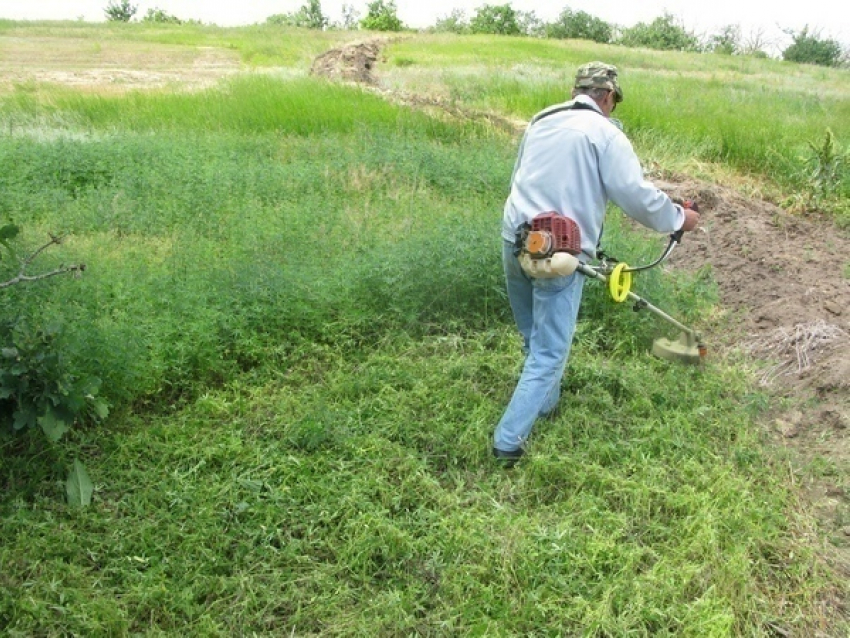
[{"x1": 530, "y1": 212, "x2": 581, "y2": 255}]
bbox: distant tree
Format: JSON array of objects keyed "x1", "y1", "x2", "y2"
[
  {"x1": 739, "y1": 26, "x2": 772, "y2": 58},
  {"x1": 142, "y1": 7, "x2": 182, "y2": 24},
  {"x1": 267, "y1": 0, "x2": 327, "y2": 29},
  {"x1": 517, "y1": 10, "x2": 545, "y2": 38},
  {"x1": 708, "y1": 24, "x2": 740, "y2": 54},
  {"x1": 340, "y1": 3, "x2": 360, "y2": 30},
  {"x1": 782, "y1": 26, "x2": 843, "y2": 67},
  {"x1": 433, "y1": 9, "x2": 469, "y2": 34},
  {"x1": 104, "y1": 0, "x2": 137, "y2": 22},
  {"x1": 618, "y1": 12, "x2": 699, "y2": 52},
  {"x1": 470, "y1": 4, "x2": 521, "y2": 36},
  {"x1": 360, "y1": 0, "x2": 404, "y2": 32},
  {"x1": 546, "y1": 7, "x2": 612, "y2": 44}
]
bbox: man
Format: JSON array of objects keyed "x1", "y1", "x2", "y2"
[{"x1": 492, "y1": 61, "x2": 700, "y2": 467}]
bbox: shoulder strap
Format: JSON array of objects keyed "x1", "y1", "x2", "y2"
[{"x1": 530, "y1": 101, "x2": 599, "y2": 126}]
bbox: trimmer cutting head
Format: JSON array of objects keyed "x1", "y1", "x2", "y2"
[{"x1": 651, "y1": 331, "x2": 706, "y2": 365}]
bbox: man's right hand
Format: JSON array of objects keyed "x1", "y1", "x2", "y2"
[{"x1": 681, "y1": 207, "x2": 700, "y2": 232}]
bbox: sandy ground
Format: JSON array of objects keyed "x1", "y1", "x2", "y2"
[{"x1": 0, "y1": 36, "x2": 241, "y2": 92}]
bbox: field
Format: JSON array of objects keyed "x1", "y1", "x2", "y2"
[{"x1": 1, "y1": 21, "x2": 849, "y2": 636}]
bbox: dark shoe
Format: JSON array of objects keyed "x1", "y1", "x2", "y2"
[{"x1": 492, "y1": 447, "x2": 524, "y2": 468}]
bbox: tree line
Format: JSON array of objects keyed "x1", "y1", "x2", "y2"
[{"x1": 104, "y1": 0, "x2": 848, "y2": 68}]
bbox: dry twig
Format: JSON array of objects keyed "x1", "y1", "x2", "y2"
[{"x1": 0, "y1": 234, "x2": 85, "y2": 289}]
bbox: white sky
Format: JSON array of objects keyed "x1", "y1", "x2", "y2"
[{"x1": 0, "y1": 0, "x2": 847, "y2": 48}]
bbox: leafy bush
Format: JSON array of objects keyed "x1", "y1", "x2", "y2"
[
  {"x1": 470, "y1": 4, "x2": 522, "y2": 36},
  {"x1": 0, "y1": 319, "x2": 108, "y2": 442},
  {"x1": 103, "y1": 0, "x2": 137, "y2": 22},
  {"x1": 546, "y1": 8, "x2": 613, "y2": 44},
  {"x1": 0, "y1": 227, "x2": 104, "y2": 442},
  {"x1": 360, "y1": 0, "x2": 404, "y2": 32},
  {"x1": 141, "y1": 8, "x2": 182, "y2": 24},
  {"x1": 618, "y1": 12, "x2": 700, "y2": 52},
  {"x1": 708, "y1": 25, "x2": 741, "y2": 55},
  {"x1": 782, "y1": 27, "x2": 843, "y2": 67},
  {"x1": 266, "y1": 0, "x2": 328, "y2": 30}
]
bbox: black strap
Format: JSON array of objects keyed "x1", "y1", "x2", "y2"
[{"x1": 530, "y1": 101, "x2": 600, "y2": 125}]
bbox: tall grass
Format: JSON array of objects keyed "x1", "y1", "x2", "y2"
[
  {"x1": 0, "y1": 27, "x2": 846, "y2": 636},
  {"x1": 0, "y1": 75, "x2": 518, "y2": 410},
  {"x1": 386, "y1": 35, "x2": 850, "y2": 204}
]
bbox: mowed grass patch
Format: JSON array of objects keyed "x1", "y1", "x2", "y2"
[
  {"x1": 0, "y1": 330, "x2": 827, "y2": 635},
  {"x1": 0, "y1": 19, "x2": 355, "y2": 69}
]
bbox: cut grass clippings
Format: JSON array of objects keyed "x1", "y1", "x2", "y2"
[{"x1": 0, "y1": 331, "x2": 832, "y2": 635}]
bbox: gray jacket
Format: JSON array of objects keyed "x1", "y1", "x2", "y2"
[{"x1": 501, "y1": 94, "x2": 683, "y2": 259}]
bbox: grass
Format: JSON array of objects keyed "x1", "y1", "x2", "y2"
[
  {"x1": 0, "y1": 333, "x2": 829, "y2": 635},
  {"x1": 0, "y1": 19, "x2": 355, "y2": 67},
  {"x1": 383, "y1": 35, "x2": 850, "y2": 212},
  {"x1": 0, "y1": 23, "x2": 847, "y2": 636}
]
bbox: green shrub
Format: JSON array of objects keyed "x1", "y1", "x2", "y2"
[
  {"x1": 617, "y1": 12, "x2": 700, "y2": 52},
  {"x1": 141, "y1": 8, "x2": 183, "y2": 24},
  {"x1": 103, "y1": 0, "x2": 137, "y2": 22},
  {"x1": 360, "y1": 0, "x2": 404, "y2": 32},
  {"x1": 470, "y1": 3, "x2": 522, "y2": 36},
  {"x1": 266, "y1": 0, "x2": 328, "y2": 30},
  {"x1": 546, "y1": 8, "x2": 613, "y2": 44},
  {"x1": 0, "y1": 318, "x2": 108, "y2": 441},
  {"x1": 432, "y1": 9, "x2": 470, "y2": 34},
  {"x1": 782, "y1": 27, "x2": 843, "y2": 67}
]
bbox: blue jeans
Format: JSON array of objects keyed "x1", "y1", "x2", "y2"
[{"x1": 493, "y1": 240, "x2": 585, "y2": 453}]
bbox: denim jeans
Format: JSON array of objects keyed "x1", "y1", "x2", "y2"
[{"x1": 493, "y1": 240, "x2": 585, "y2": 453}]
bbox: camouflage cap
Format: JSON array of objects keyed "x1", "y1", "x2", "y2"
[{"x1": 574, "y1": 61, "x2": 623, "y2": 103}]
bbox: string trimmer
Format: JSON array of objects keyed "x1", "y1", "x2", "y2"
[{"x1": 517, "y1": 206, "x2": 706, "y2": 364}]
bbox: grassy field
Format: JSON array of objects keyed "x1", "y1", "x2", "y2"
[{"x1": 0, "y1": 22, "x2": 848, "y2": 636}]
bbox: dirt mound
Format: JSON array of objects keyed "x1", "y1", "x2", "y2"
[
  {"x1": 658, "y1": 177, "x2": 850, "y2": 399},
  {"x1": 658, "y1": 176, "x2": 850, "y2": 582},
  {"x1": 310, "y1": 40, "x2": 382, "y2": 84}
]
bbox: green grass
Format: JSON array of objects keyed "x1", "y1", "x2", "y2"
[
  {"x1": 385, "y1": 35, "x2": 850, "y2": 212},
  {"x1": 0, "y1": 25, "x2": 847, "y2": 636},
  {"x1": 0, "y1": 333, "x2": 827, "y2": 635}
]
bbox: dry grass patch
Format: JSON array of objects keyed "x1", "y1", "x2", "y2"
[{"x1": 0, "y1": 36, "x2": 241, "y2": 93}]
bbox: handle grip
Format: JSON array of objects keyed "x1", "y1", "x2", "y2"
[{"x1": 672, "y1": 199, "x2": 699, "y2": 243}]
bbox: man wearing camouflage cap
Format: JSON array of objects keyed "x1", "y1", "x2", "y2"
[{"x1": 493, "y1": 61, "x2": 700, "y2": 467}]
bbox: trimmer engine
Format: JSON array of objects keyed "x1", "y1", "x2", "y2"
[{"x1": 525, "y1": 212, "x2": 582, "y2": 257}]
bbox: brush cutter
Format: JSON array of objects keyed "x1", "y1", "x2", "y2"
[{"x1": 517, "y1": 205, "x2": 706, "y2": 364}]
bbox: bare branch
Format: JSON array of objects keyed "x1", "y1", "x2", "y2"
[
  {"x1": 0, "y1": 234, "x2": 85, "y2": 290},
  {"x1": 0, "y1": 263, "x2": 86, "y2": 290}
]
